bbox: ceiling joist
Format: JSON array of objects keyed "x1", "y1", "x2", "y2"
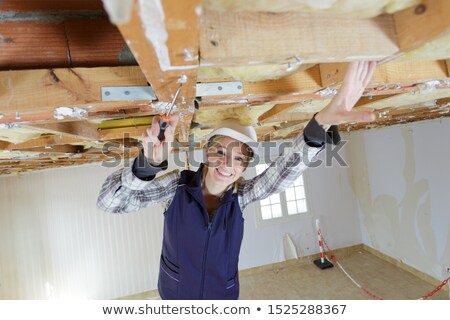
[
  {"x1": 110, "y1": 0, "x2": 201, "y2": 141},
  {"x1": 199, "y1": 8, "x2": 398, "y2": 66},
  {"x1": 394, "y1": 0, "x2": 450, "y2": 61},
  {"x1": 2, "y1": 0, "x2": 450, "y2": 175}
]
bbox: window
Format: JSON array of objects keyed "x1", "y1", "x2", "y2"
[{"x1": 255, "y1": 163, "x2": 310, "y2": 223}]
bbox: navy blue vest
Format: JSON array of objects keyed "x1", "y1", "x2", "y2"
[{"x1": 157, "y1": 165, "x2": 244, "y2": 299}]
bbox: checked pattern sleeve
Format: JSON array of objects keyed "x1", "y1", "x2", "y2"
[{"x1": 97, "y1": 166, "x2": 180, "y2": 213}]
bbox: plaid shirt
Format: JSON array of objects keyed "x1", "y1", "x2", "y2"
[{"x1": 97, "y1": 129, "x2": 328, "y2": 213}]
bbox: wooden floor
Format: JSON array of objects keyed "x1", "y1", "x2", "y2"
[{"x1": 239, "y1": 250, "x2": 449, "y2": 300}]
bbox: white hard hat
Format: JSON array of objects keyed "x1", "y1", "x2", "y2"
[{"x1": 207, "y1": 119, "x2": 259, "y2": 156}]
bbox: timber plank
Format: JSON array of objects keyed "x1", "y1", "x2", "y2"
[
  {"x1": 200, "y1": 9, "x2": 398, "y2": 66},
  {"x1": 0, "y1": 66, "x2": 147, "y2": 116}
]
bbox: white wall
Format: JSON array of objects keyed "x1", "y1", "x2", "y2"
[
  {"x1": 0, "y1": 163, "x2": 164, "y2": 300},
  {"x1": 239, "y1": 140, "x2": 362, "y2": 269},
  {"x1": 347, "y1": 118, "x2": 450, "y2": 281},
  {"x1": 0, "y1": 140, "x2": 361, "y2": 299}
]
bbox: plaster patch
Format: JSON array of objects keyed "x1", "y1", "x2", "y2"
[
  {"x1": 54, "y1": 107, "x2": 88, "y2": 120},
  {"x1": 139, "y1": 0, "x2": 196, "y2": 71}
]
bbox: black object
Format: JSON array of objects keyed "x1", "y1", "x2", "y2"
[
  {"x1": 158, "y1": 119, "x2": 169, "y2": 141},
  {"x1": 313, "y1": 258, "x2": 334, "y2": 270}
]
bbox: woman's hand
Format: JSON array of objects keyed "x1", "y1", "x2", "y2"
[
  {"x1": 315, "y1": 61, "x2": 377, "y2": 126},
  {"x1": 142, "y1": 114, "x2": 179, "y2": 165}
]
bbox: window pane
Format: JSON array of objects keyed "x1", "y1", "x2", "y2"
[
  {"x1": 295, "y1": 186, "x2": 305, "y2": 199},
  {"x1": 271, "y1": 204, "x2": 282, "y2": 218},
  {"x1": 287, "y1": 201, "x2": 297, "y2": 215},
  {"x1": 260, "y1": 197, "x2": 270, "y2": 206},
  {"x1": 269, "y1": 193, "x2": 280, "y2": 204},
  {"x1": 261, "y1": 206, "x2": 272, "y2": 220},
  {"x1": 294, "y1": 175, "x2": 304, "y2": 186},
  {"x1": 285, "y1": 188, "x2": 296, "y2": 201},
  {"x1": 297, "y1": 199, "x2": 307, "y2": 213}
]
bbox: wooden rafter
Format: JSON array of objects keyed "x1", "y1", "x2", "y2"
[
  {"x1": 0, "y1": 66, "x2": 151, "y2": 123},
  {"x1": 359, "y1": 87, "x2": 450, "y2": 110},
  {"x1": 1, "y1": 136, "x2": 86, "y2": 151},
  {"x1": 199, "y1": 8, "x2": 398, "y2": 66},
  {"x1": 320, "y1": 60, "x2": 449, "y2": 87},
  {"x1": 258, "y1": 103, "x2": 301, "y2": 123},
  {"x1": 109, "y1": 0, "x2": 201, "y2": 142},
  {"x1": 113, "y1": 0, "x2": 200, "y2": 102},
  {"x1": 393, "y1": 0, "x2": 450, "y2": 60},
  {"x1": 24, "y1": 121, "x2": 100, "y2": 141},
  {"x1": 3, "y1": 1, "x2": 450, "y2": 176}
]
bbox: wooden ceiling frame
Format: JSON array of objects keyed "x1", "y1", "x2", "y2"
[
  {"x1": 0, "y1": 66, "x2": 151, "y2": 123},
  {"x1": 112, "y1": 0, "x2": 201, "y2": 142},
  {"x1": 2, "y1": 0, "x2": 450, "y2": 175}
]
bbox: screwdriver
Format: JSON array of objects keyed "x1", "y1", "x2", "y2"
[{"x1": 157, "y1": 75, "x2": 187, "y2": 141}]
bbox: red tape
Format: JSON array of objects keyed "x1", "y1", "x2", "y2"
[{"x1": 317, "y1": 228, "x2": 449, "y2": 300}]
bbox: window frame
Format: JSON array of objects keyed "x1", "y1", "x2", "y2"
[{"x1": 253, "y1": 163, "x2": 313, "y2": 227}]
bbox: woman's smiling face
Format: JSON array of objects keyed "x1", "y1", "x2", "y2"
[{"x1": 205, "y1": 136, "x2": 251, "y2": 189}]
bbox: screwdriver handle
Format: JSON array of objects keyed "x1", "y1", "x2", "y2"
[{"x1": 157, "y1": 115, "x2": 171, "y2": 141}]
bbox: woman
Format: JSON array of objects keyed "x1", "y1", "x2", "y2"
[{"x1": 97, "y1": 61, "x2": 377, "y2": 299}]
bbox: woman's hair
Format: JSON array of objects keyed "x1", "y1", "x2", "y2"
[{"x1": 203, "y1": 135, "x2": 254, "y2": 193}]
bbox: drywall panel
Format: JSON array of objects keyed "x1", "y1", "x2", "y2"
[
  {"x1": 347, "y1": 117, "x2": 450, "y2": 281},
  {"x1": 0, "y1": 163, "x2": 164, "y2": 299},
  {"x1": 239, "y1": 138, "x2": 362, "y2": 269}
]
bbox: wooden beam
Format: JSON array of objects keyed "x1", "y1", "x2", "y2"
[
  {"x1": 113, "y1": 0, "x2": 200, "y2": 102},
  {"x1": 110, "y1": 0, "x2": 201, "y2": 142},
  {"x1": 342, "y1": 100, "x2": 450, "y2": 132},
  {"x1": 200, "y1": 9, "x2": 398, "y2": 67},
  {"x1": 394, "y1": 0, "x2": 450, "y2": 60},
  {"x1": 1, "y1": 135, "x2": 86, "y2": 151},
  {"x1": 198, "y1": 65, "x2": 323, "y2": 108},
  {"x1": 0, "y1": 66, "x2": 148, "y2": 117},
  {"x1": 320, "y1": 60, "x2": 449, "y2": 87},
  {"x1": 271, "y1": 121, "x2": 309, "y2": 139},
  {"x1": 199, "y1": 60, "x2": 449, "y2": 108},
  {"x1": 24, "y1": 121, "x2": 100, "y2": 140},
  {"x1": 258, "y1": 103, "x2": 300, "y2": 123},
  {"x1": 258, "y1": 101, "x2": 324, "y2": 124},
  {"x1": 358, "y1": 87, "x2": 450, "y2": 110},
  {"x1": 243, "y1": 65, "x2": 322, "y2": 95}
]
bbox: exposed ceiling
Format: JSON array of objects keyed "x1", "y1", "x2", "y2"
[{"x1": 0, "y1": 0, "x2": 450, "y2": 175}]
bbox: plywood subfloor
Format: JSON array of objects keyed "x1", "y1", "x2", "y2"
[{"x1": 239, "y1": 250, "x2": 449, "y2": 300}]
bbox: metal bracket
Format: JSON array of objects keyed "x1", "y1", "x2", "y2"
[
  {"x1": 196, "y1": 81, "x2": 243, "y2": 97},
  {"x1": 101, "y1": 86, "x2": 157, "y2": 102}
]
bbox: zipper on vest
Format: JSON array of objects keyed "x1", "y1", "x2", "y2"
[{"x1": 199, "y1": 220, "x2": 213, "y2": 299}]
